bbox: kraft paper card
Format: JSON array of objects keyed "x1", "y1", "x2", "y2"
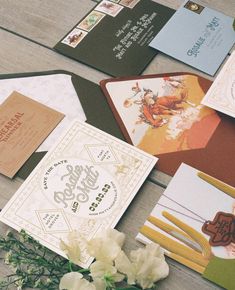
[
  {"x1": 202, "y1": 51, "x2": 235, "y2": 118},
  {"x1": 0, "y1": 70, "x2": 124, "y2": 180},
  {"x1": 54, "y1": 0, "x2": 175, "y2": 76},
  {"x1": 149, "y1": 0, "x2": 235, "y2": 76},
  {"x1": 0, "y1": 73, "x2": 86, "y2": 153},
  {"x1": 137, "y1": 163, "x2": 235, "y2": 289},
  {"x1": 0, "y1": 119, "x2": 157, "y2": 267},
  {"x1": 100, "y1": 72, "x2": 235, "y2": 187},
  {"x1": 0, "y1": 91, "x2": 64, "y2": 178}
]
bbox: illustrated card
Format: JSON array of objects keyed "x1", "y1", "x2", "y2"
[
  {"x1": 149, "y1": 0, "x2": 235, "y2": 76},
  {"x1": 101, "y1": 72, "x2": 235, "y2": 187},
  {"x1": 0, "y1": 91, "x2": 64, "y2": 178},
  {"x1": 202, "y1": 51, "x2": 235, "y2": 118},
  {"x1": 54, "y1": 0, "x2": 175, "y2": 76},
  {"x1": 137, "y1": 163, "x2": 235, "y2": 289},
  {"x1": 101, "y1": 73, "x2": 220, "y2": 155},
  {"x1": 0, "y1": 119, "x2": 157, "y2": 267}
]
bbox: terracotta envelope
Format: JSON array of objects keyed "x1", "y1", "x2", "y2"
[{"x1": 100, "y1": 72, "x2": 235, "y2": 187}]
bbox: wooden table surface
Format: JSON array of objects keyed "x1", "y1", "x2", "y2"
[{"x1": 0, "y1": 0, "x2": 234, "y2": 289}]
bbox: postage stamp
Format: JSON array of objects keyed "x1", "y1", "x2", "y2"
[
  {"x1": 61, "y1": 28, "x2": 88, "y2": 48},
  {"x1": 120, "y1": 0, "x2": 140, "y2": 8},
  {"x1": 95, "y1": 0, "x2": 123, "y2": 17},
  {"x1": 78, "y1": 11, "x2": 105, "y2": 31}
]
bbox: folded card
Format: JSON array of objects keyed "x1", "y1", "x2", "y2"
[
  {"x1": 0, "y1": 119, "x2": 157, "y2": 267},
  {"x1": 0, "y1": 91, "x2": 64, "y2": 178},
  {"x1": 137, "y1": 163, "x2": 235, "y2": 289},
  {"x1": 149, "y1": 0, "x2": 235, "y2": 76},
  {"x1": 202, "y1": 51, "x2": 235, "y2": 117}
]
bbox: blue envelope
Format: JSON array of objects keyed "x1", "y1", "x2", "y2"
[{"x1": 149, "y1": 0, "x2": 235, "y2": 76}]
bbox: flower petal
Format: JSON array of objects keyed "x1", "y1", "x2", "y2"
[
  {"x1": 60, "y1": 231, "x2": 81, "y2": 265},
  {"x1": 115, "y1": 250, "x2": 136, "y2": 284},
  {"x1": 59, "y1": 272, "x2": 96, "y2": 290},
  {"x1": 106, "y1": 229, "x2": 125, "y2": 247},
  {"x1": 59, "y1": 272, "x2": 83, "y2": 290}
]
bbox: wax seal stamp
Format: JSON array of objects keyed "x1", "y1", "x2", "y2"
[
  {"x1": 184, "y1": 1, "x2": 204, "y2": 14},
  {"x1": 202, "y1": 211, "x2": 235, "y2": 246}
]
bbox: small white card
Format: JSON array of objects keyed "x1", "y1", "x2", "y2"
[
  {"x1": 202, "y1": 51, "x2": 235, "y2": 117},
  {"x1": 0, "y1": 120, "x2": 157, "y2": 267}
]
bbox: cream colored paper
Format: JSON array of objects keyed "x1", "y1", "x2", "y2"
[
  {"x1": 202, "y1": 51, "x2": 235, "y2": 118},
  {"x1": 0, "y1": 119, "x2": 157, "y2": 267}
]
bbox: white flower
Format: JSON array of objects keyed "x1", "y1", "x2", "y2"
[
  {"x1": 92, "y1": 278, "x2": 106, "y2": 290},
  {"x1": 131, "y1": 243, "x2": 169, "y2": 289},
  {"x1": 60, "y1": 231, "x2": 81, "y2": 265},
  {"x1": 87, "y1": 229, "x2": 125, "y2": 263},
  {"x1": 106, "y1": 229, "x2": 125, "y2": 247},
  {"x1": 115, "y1": 243, "x2": 169, "y2": 289},
  {"x1": 59, "y1": 272, "x2": 95, "y2": 290},
  {"x1": 115, "y1": 251, "x2": 136, "y2": 285},
  {"x1": 90, "y1": 260, "x2": 124, "y2": 283}
]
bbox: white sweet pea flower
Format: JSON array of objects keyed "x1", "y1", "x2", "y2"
[
  {"x1": 106, "y1": 229, "x2": 125, "y2": 247},
  {"x1": 87, "y1": 229, "x2": 125, "y2": 263},
  {"x1": 92, "y1": 278, "x2": 106, "y2": 290},
  {"x1": 60, "y1": 231, "x2": 81, "y2": 265},
  {"x1": 115, "y1": 250, "x2": 136, "y2": 285},
  {"x1": 59, "y1": 272, "x2": 95, "y2": 290},
  {"x1": 115, "y1": 243, "x2": 169, "y2": 289},
  {"x1": 130, "y1": 243, "x2": 169, "y2": 289},
  {"x1": 90, "y1": 260, "x2": 125, "y2": 285}
]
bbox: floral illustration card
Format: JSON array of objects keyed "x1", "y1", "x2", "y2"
[
  {"x1": 0, "y1": 91, "x2": 64, "y2": 178},
  {"x1": 202, "y1": 51, "x2": 235, "y2": 118},
  {"x1": 137, "y1": 163, "x2": 235, "y2": 289},
  {"x1": 0, "y1": 119, "x2": 157, "y2": 267},
  {"x1": 149, "y1": 0, "x2": 235, "y2": 76},
  {"x1": 101, "y1": 72, "x2": 235, "y2": 187}
]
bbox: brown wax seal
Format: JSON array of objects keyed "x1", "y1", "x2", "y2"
[{"x1": 202, "y1": 212, "x2": 235, "y2": 247}]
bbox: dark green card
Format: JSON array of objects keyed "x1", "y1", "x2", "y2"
[{"x1": 54, "y1": 0, "x2": 175, "y2": 76}]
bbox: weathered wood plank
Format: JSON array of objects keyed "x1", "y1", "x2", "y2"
[{"x1": 0, "y1": 29, "x2": 108, "y2": 83}]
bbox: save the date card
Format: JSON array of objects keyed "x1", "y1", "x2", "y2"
[
  {"x1": 0, "y1": 119, "x2": 157, "y2": 267},
  {"x1": 137, "y1": 163, "x2": 235, "y2": 289},
  {"x1": 149, "y1": 0, "x2": 235, "y2": 75},
  {"x1": 0, "y1": 91, "x2": 64, "y2": 178}
]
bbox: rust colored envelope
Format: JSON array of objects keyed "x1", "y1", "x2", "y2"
[
  {"x1": 100, "y1": 72, "x2": 235, "y2": 187},
  {"x1": 0, "y1": 91, "x2": 64, "y2": 178}
]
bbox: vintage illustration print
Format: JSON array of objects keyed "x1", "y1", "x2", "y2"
[
  {"x1": 95, "y1": 0, "x2": 123, "y2": 17},
  {"x1": 78, "y1": 11, "x2": 105, "y2": 31},
  {"x1": 105, "y1": 74, "x2": 221, "y2": 155},
  {"x1": 61, "y1": 28, "x2": 88, "y2": 48}
]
